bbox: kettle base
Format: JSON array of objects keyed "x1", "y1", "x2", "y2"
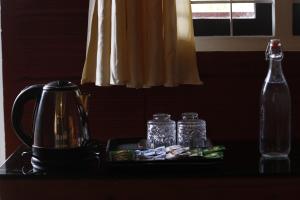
[{"x1": 31, "y1": 146, "x2": 100, "y2": 173}]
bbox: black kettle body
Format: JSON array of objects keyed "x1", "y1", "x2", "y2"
[{"x1": 11, "y1": 81, "x2": 97, "y2": 172}]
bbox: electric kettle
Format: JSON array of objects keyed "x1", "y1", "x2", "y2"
[{"x1": 11, "y1": 81, "x2": 99, "y2": 172}]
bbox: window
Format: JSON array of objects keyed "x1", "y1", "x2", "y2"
[
  {"x1": 192, "y1": 0, "x2": 300, "y2": 51},
  {"x1": 191, "y1": 0, "x2": 273, "y2": 36}
]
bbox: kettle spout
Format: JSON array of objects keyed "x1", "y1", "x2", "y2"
[{"x1": 79, "y1": 93, "x2": 90, "y2": 114}]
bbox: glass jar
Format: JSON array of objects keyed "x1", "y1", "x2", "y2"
[
  {"x1": 147, "y1": 113, "x2": 176, "y2": 148},
  {"x1": 177, "y1": 112, "x2": 207, "y2": 148}
]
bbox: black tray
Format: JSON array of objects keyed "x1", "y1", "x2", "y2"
[{"x1": 104, "y1": 138, "x2": 225, "y2": 175}]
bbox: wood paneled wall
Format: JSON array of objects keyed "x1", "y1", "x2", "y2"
[{"x1": 2, "y1": 0, "x2": 300, "y2": 156}]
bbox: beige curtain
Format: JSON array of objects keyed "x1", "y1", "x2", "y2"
[{"x1": 81, "y1": 0, "x2": 202, "y2": 88}]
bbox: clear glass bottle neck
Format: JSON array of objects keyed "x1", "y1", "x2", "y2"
[
  {"x1": 266, "y1": 58, "x2": 286, "y2": 83},
  {"x1": 265, "y1": 39, "x2": 286, "y2": 83}
]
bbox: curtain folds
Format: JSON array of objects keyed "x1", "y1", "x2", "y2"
[{"x1": 81, "y1": 0, "x2": 202, "y2": 88}]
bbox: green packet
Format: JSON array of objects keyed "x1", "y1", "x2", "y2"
[
  {"x1": 109, "y1": 150, "x2": 135, "y2": 161},
  {"x1": 190, "y1": 145, "x2": 225, "y2": 158},
  {"x1": 203, "y1": 151, "x2": 224, "y2": 159},
  {"x1": 202, "y1": 145, "x2": 226, "y2": 156}
]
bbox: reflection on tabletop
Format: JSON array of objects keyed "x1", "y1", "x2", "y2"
[{"x1": 259, "y1": 156, "x2": 291, "y2": 175}]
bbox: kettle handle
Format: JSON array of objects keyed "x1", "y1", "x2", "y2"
[{"x1": 11, "y1": 84, "x2": 44, "y2": 147}]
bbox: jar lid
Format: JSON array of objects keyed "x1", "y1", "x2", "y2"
[
  {"x1": 147, "y1": 113, "x2": 175, "y2": 124},
  {"x1": 177, "y1": 112, "x2": 206, "y2": 126}
]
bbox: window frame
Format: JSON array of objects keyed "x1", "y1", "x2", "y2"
[{"x1": 194, "y1": 0, "x2": 300, "y2": 51}]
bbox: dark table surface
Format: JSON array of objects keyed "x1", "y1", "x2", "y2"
[{"x1": 1, "y1": 141, "x2": 300, "y2": 179}]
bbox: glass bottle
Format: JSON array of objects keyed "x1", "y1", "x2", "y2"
[
  {"x1": 259, "y1": 39, "x2": 291, "y2": 158},
  {"x1": 147, "y1": 113, "x2": 176, "y2": 148},
  {"x1": 177, "y1": 113, "x2": 207, "y2": 148}
]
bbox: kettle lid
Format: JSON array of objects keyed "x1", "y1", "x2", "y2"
[{"x1": 43, "y1": 80, "x2": 78, "y2": 91}]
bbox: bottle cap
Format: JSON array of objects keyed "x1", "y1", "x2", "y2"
[
  {"x1": 265, "y1": 39, "x2": 283, "y2": 60},
  {"x1": 269, "y1": 39, "x2": 282, "y2": 49}
]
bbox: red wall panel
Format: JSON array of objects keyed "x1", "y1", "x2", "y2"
[{"x1": 2, "y1": 0, "x2": 300, "y2": 156}]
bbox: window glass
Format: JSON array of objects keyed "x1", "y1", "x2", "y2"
[
  {"x1": 192, "y1": 3, "x2": 231, "y2": 19},
  {"x1": 232, "y1": 3, "x2": 272, "y2": 36},
  {"x1": 293, "y1": 3, "x2": 300, "y2": 35},
  {"x1": 232, "y1": 3, "x2": 255, "y2": 19},
  {"x1": 191, "y1": 0, "x2": 273, "y2": 36}
]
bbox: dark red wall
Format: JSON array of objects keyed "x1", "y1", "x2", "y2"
[{"x1": 2, "y1": 0, "x2": 300, "y2": 156}]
